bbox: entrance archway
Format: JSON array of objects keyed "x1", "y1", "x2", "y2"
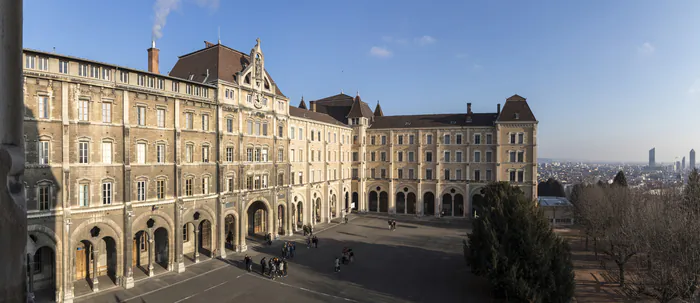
[
  {"x1": 278, "y1": 205, "x2": 286, "y2": 235},
  {"x1": 75, "y1": 240, "x2": 93, "y2": 282},
  {"x1": 30, "y1": 246, "x2": 55, "y2": 300},
  {"x1": 396, "y1": 192, "x2": 406, "y2": 214},
  {"x1": 198, "y1": 220, "x2": 212, "y2": 257},
  {"x1": 352, "y1": 192, "x2": 358, "y2": 211},
  {"x1": 247, "y1": 201, "x2": 269, "y2": 237},
  {"x1": 369, "y1": 191, "x2": 378, "y2": 212},
  {"x1": 442, "y1": 194, "x2": 453, "y2": 216},
  {"x1": 297, "y1": 202, "x2": 303, "y2": 227},
  {"x1": 379, "y1": 191, "x2": 389, "y2": 212},
  {"x1": 102, "y1": 237, "x2": 118, "y2": 283},
  {"x1": 330, "y1": 194, "x2": 337, "y2": 218},
  {"x1": 454, "y1": 194, "x2": 464, "y2": 217},
  {"x1": 407, "y1": 192, "x2": 416, "y2": 214},
  {"x1": 315, "y1": 198, "x2": 322, "y2": 223},
  {"x1": 345, "y1": 192, "x2": 349, "y2": 212},
  {"x1": 424, "y1": 192, "x2": 435, "y2": 215},
  {"x1": 133, "y1": 231, "x2": 149, "y2": 274},
  {"x1": 224, "y1": 215, "x2": 236, "y2": 250},
  {"x1": 154, "y1": 228, "x2": 169, "y2": 269}
]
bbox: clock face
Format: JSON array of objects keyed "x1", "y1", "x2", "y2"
[{"x1": 253, "y1": 94, "x2": 263, "y2": 109}]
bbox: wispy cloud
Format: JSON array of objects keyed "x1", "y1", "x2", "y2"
[
  {"x1": 415, "y1": 35, "x2": 437, "y2": 46},
  {"x1": 382, "y1": 36, "x2": 408, "y2": 44},
  {"x1": 688, "y1": 78, "x2": 700, "y2": 94},
  {"x1": 637, "y1": 42, "x2": 655, "y2": 55},
  {"x1": 152, "y1": 0, "x2": 220, "y2": 40},
  {"x1": 369, "y1": 46, "x2": 393, "y2": 58}
]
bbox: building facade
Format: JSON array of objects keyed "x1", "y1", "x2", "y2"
[{"x1": 21, "y1": 39, "x2": 537, "y2": 302}]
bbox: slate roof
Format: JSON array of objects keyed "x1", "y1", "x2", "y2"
[
  {"x1": 298, "y1": 97, "x2": 307, "y2": 109},
  {"x1": 169, "y1": 41, "x2": 285, "y2": 97},
  {"x1": 309, "y1": 93, "x2": 373, "y2": 124},
  {"x1": 373, "y1": 102, "x2": 384, "y2": 117},
  {"x1": 369, "y1": 113, "x2": 498, "y2": 129},
  {"x1": 497, "y1": 94, "x2": 536, "y2": 122},
  {"x1": 289, "y1": 106, "x2": 349, "y2": 126}
]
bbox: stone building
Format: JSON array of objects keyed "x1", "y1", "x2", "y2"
[{"x1": 21, "y1": 38, "x2": 537, "y2": 302}]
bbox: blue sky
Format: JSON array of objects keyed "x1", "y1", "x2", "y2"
[{"x1": 24, "y1": 0, "x2": 700, "y2": 163}]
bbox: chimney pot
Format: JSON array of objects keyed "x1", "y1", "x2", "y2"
[
  {"x1": 310, "y1": 101, "x2": 317, "y2": 112},
  {"x1": 467, "y1": 102, "x2": 472, "y2": 114},
  {"x1": 148, "y1": 43, "x2": 160, "y2": 74},
  {"x1": 497, "y1": 103, "x2": 501, "y2": 115}
]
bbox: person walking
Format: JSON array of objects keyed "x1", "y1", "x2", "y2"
[
  {"x1": 270, "y1": 261, "x2": 277, "y2": 280},
  {"x1": 278, "y1": 260, "x2": 285, "y2": 278},
  {"x1": 282, "y1": 259, "x2": 288, "y2": 277},
  {"x1": 244, "y1": 255, "x2": 252, "y2": 272},
  {"x1": 290, "y1": 242, "x2": 296, "y2": 258},
  {"x1": 260, "y1": 257, "x2": 267, "y2": 276},
  {"x1": 334, "y1": 257, "x2": 341, "y2": 272},
  {"x1": 313, "y1": 236, "x2": 319, "y2": 248},
  {"x1": 388, "y1": 219, "x2": 392, "y2": 230},
  {"x1": 349, "y1": 250, "x2": 355, "y2": 263}
]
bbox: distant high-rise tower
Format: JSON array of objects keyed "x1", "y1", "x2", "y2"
[
  {"x1": 683, "y1": 156, "x2": 686, "y2": 171},
  {"x1": 691, "y1": 149, "x2": 696, "y2": 170},
  {"x1": 649, "y1": 148, "x2": 656, "y2": 168}
]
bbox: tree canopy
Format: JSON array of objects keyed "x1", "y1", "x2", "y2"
[
  {"x1": 467, "y1": 182, "x2": 575, "y2": 302},
  {"x1": 537, "y1": 178, "x2": 567, "y2": 197},
  {"x1": 613, "y1": 170, "x2": 628, "y2": 187}
]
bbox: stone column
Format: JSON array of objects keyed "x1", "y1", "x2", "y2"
[
  {"x1": 147, "y1": 233, "x2": 154, "y2": 277},
  {"x1": 63, "y1": 220, "x2": 74, "y2": 303},
  {"x1": 27, "y1": 253, "x2": 34, "y2": 300},
  {"x1": 123, "y1": 211, "x2": 134, "y2": 288},
  {"x1": 91, "y1": 247, "x2": 99, "y2": 292},
  {"x1": 193, "y1": 228, "x2": 200, "y2": 263},
  {"x1": 218, "y1": 198, "x2": 226, "y2": 259},
  {"x1": 0, "y1": 0, "x2": 27, "y2": 302},
  {"x1": 174, "y1": 203, "x2": 185, "y2": 273}
]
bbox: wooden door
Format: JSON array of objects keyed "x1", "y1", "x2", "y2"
[
  {"x1": 254, "y1": 210, "x2": 263, "y2": 234},
  {"x1": 201, "y1": 221, "x2": 211, "y2": 250},
  {"x1": 75, "y1": 245, "x2": 87, "y2": 280},
  {"x1": 132, "y1": 238, "x2": 137, "y2": 267}
]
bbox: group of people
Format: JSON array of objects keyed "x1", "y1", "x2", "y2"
[
  {"x1": 306, "y1": 235, "x2": 319, "y2": 248},
  {"x1": 281, "y1": 241, "x2": 296, "y2": 259},
  {"x1": 335, "y1": 247, "x2": 355, "y2": 272},
  {"x1": 259, "y1": 256, "x2": 288, "y2": 280},
  {"x1": 388, "y1": 219, "x2": 397, "y2": 231}
]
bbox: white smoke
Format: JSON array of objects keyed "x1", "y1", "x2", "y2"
[{"x1": 151, "y1": 0, "x2": 220, "y2": 41}]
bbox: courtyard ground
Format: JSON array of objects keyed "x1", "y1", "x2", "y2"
[{"x1": 74, "y1": 214, "x2": 492, "y2": 303}]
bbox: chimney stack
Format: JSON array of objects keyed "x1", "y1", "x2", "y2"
[
  {"x1": 467, "y1": 103, "x2": 472, "y2": 114},
  {"x1": 310, "y1": 101, "x2": 317, "y2": 112},
  {"x1": 148, "y1": 40, "x2": 159, "y2": 74},
  {"x1": 497, "y1": 103, "x2": 501, "y2": 115}
]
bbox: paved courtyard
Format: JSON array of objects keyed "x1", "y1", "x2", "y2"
[{"x1": 74, "y1": 214, "x2": 491, "y2": 303}]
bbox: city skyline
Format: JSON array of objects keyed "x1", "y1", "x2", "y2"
[{"x1": 22, "y1": 1, "x2": 700, "y2": 162}]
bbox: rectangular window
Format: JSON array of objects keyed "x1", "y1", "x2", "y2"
[
  {"x1": 172, "y1": 82, "x2": 179, "y2": 92},
  {"x1": 247, "y1": 94, "x2": 252, "y2": 104},
  {"x1": 311, "y1": 131, "x2": 315, "y2": 141},
  {"x1": 102, "y1": 182, "x2": 112, "y2": 205},
  {"x1": 278, "y1": 125, "x2": 283, "y2": 137},
  {"x1": 185, "y1": 179, "x2": 192, "y2": 196},
  {"x1": 157, "y1": 180, "x2": 165, "y2": 199},
  {"x1": 510, "y1": 133, "x2": 516, "y2": 144},
  {"x1": 78, "y1": 142, "x2": 89, "y2": 164},
  {"x1": 120, "y1": 71, "x2": 129, "y2": 83},
  {"x1": 157, "y1": 144, "x2": 165, "y2": 163},
  {"x1": 202, "y1": 177, "x2": 209, "y2": 194},
  {"x1": 202, "y1": 146, "x2": 209, "y2": 162},
  {"x1": 518, "y1": 133, "x2": 524, "y2": 144},
  {"x1": 157, "y1": 109, "x2": 165, "y2": 128},
  {"x1": 262, "y1": 123, "x2": 268, "y2": 136},
  {"x1": 444, "y1": 134, "x2": 451, "y2": 145},
  {"x1": 256, "y1": 175, "x2": 263, "y2": 188},
  {"x1": 137, "y1": 143, "x2": 146, "y2": 164},
  {"x1": 408, "y1": 169, "x2": 415, "y2": 180},
  {"x1": 38, "y1": 96, "x2": 49, "y2": 119},
  {"x1": 148, "y1": 77, "x2": 155, "y2": 88},
  {"x1": 246, "y1": 176, "x2": 253, "y2": 190},
  {"x1": 509, "y1": 171, "x2": 516, "y2": 182},
  {"x1": 518, "y1": 171, "x2": 524, "y2": 182},
  {"x1": 486, "y1": 151, "x2": 492, "y2": 163},
  {"x1": 102, "y1": 68, "x2": 111, "y2": 81},
  {"x1": 474, "y1": 170, "x2": 480, "y2": 181},
  {"x1": 247, "y1": 120, "x2": 253, "y2": 135},
  {"x1": 380, "y1": 152, "x2": 386, "y2": 162},
  {"x1": 370, "y1": 168, "x2": 376, "y2": 179},
  {"x1": 370, "y1": 152, "x2": 375, "y2": 162},
  {"x1": 398, "y1": 135, "x2": 404, "y2": 145},
  {"x1": 290, "y1": 127, "x2": 296, "y2": 139},
  {"x1": 486, "y1": 134, "x2": 493, "y2": 144},
  {"x1": 474, "y1": 134, "x2": 481, "y2": 145},
  {"x1": 352, "y1": 152, "x2": 359, "y2": 162},
  {"x1": 486, "y1": 170, "x2": 492, "y2": 181},
  {"x1": 371, "y1": 136, "x2": 376, "y2": 145},
  {"x1": 38, "y1": 185, "x2": 50, "y2": 210},
  {"x1": 79, "y1": 64, "x2": 88, "y2": 76},
  {"x1": 398, "y1": 169, "x2": 403, "y2": 179},
  {"x1": 90, "y1": 66, "x2": 100, "y2": 79},
  {"x1": 79, "y1": 184, "x2": 89, "y2": 207},
  {"x1": 456, "y1": 169, "x2": 462, "y2": 180},
  {"x1": 517, "y1": 151, "x2": 524, "y2": 162},
  {"x1": 227, "y1": 118, "x2": 234, "y2": 133},
  {"x1": 444, "y1": 169, "x2": 450, "y2": 180},
  {"x1": 426, "y1": 169, "x2": 433, "y2": 180},
  {"x1": 186, "y1": 85, "x2": 192, "y2": 95},
  {"x1": 102, "y1": 102, "x2": 112, "y2": 123},
  {"x1": 290, "y1": 150, "x2": 295, "y2": 163},
  {"x1": 246, "y1": 148, "x2": 253, "y2": 162},
  {"x1": 226, "y1": 147, "x2": 234, "y2": 162},
  {"x1": 185, "y1": 113, "x2": 193, "y2": 129},
  {"x1": 157, "y1": 79, "x2": 165, "y2": 90},
  {"x1": 201, "y1": 115, "x2": 209, "y2": 131},
  {"x1": 185, "y1": 145, "x2": 193, "y2": 163},
  {"x1": 409, "y1": 135, "x2": 415, "y2": 144},
  {"x1": 408, "y1": 151, "x2": 415, "y2": 162},
  {"x1": 510, "y1": 151, "x2": 516, "y2": 163},
  {"x1": 255, "y1": 122, "x2": 261, "y2": 136},
  {"x1": 456, "y1": 134, "x2": 462, "y2": 144},
  {"x1": 38, "y1": 141, "x2": 49, "y2": 164},
  {"x1": 37, "y1": 57, "x2": 48, "y2": 71},
  {"x1": 381, "y1": 136, "x2": 387, "y2": 145},
  {"x1": 278, "y1": 149, "x2": 284, "y2": 162},
  {"x1": 25, "y1": 55, "x2": 35, "y2": 69},
  {"x1": 380, "y1": 169, "x2": 387, "y2": 179},
  {"x1": 261, "y1": 148, "x2": 268, "y2": 162},
  {"x1": 299, "y1": 128, "x2": 303, "y2": 140},
  {"x1": 474, "y1": 151, "x2": 481, "y2": 163},
  {"x1": 102, "y1": 141, "x2": 112, "y2": 164},
  {"x1": 78, "y1": 100, "x2": 89, "y2": 121},
  {"x1": 183, "y1": 225, "x2": 189, "y2": 242},
  {"x1": 444, "y1": 151, "x2": 451, "y2": 162},
  {"x1": 352, "y1": 169, "x2": 358, "y2": 179},
  {"x1": 254, "y1": 148, "x2": 261, "y2": 162},
  {"x1": 426, "y1": 151, "x2": 433, "y2": 162},
  {"x1": 456, "y1": 151, "x2": 462, "y2": 162},
  {"x1": 137, "y1": 106, "x2": 146, "y2": 126},
  {"x1": 59, "y1": 60, "x2": 69, "y2": 74},
  {"x1": 398, "y1": 152, "x2": 403, "y2": 162},
  {"x1": 227, "y1": 178, "x2": 234, "y2": 192},
  {"x1": 137, "y1": 181, "x2": 146, "y2": 201},
  {"x1": 426, "y1": 134, "x2": 433, "y2": 144}
]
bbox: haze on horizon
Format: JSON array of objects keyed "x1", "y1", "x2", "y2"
[{"x1": 22, "y1": 0, "x2": 700, "y2": 163}]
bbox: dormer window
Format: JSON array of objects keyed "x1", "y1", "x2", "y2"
[
  {"x1": 245, "y1": 74, "x2": 251, "y2": 84},
  {"x1": 188, "y1": 74, "x2": 194, "y2": 81},
  {"x1": 514, "y1": 112, "x2": 520, "y2": 119},
  {"x1": 466, "y1": 116, "x2": 472, "y2": 123}
]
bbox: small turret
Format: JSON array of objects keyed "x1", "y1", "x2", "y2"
[{"x1": 298, "y1": 96, "x2": 307, "y2": 109}]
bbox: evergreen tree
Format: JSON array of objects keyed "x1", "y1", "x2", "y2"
[
  {"x1": 683, "y1": 168, "x2": 700, "y2": 212},
  {"x1": 467, "y1": 182, "x2": 575, "y2": 302},
  {"x1": 613, "y1": 171, "x2": 628, "y2": 187}
]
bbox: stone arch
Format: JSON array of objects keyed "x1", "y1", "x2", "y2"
[
  {"x1": 183, "y1": 203, "x2": 216, "y2": 225},
  {"x1": 423, "y1": 191, "x2": 436, "y2": 216},
  {"x1": 276, "y1": 203, "x2": 287, "y2": 235},
  {"x1": 70, "y1": 217, "x2": 123, "y2": 248},
  {"x1": 27, "y1": 225, "x2": 61, "y2": 256},
  {"x1": 131, "y1": 210, "x2": 175, "y2": 237},
  {"x1": 365, "y1": 182, "x2": 387, "y2": 193},
  {"x1": 244, "y1": 197, "x2": 274, "y2": 237},
  {"x1": 394, "y1": 183, "x2": 417, "y2": 195},
  {"x1": 440, "y1": 186, "x2": 466, "y2": 197}
]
